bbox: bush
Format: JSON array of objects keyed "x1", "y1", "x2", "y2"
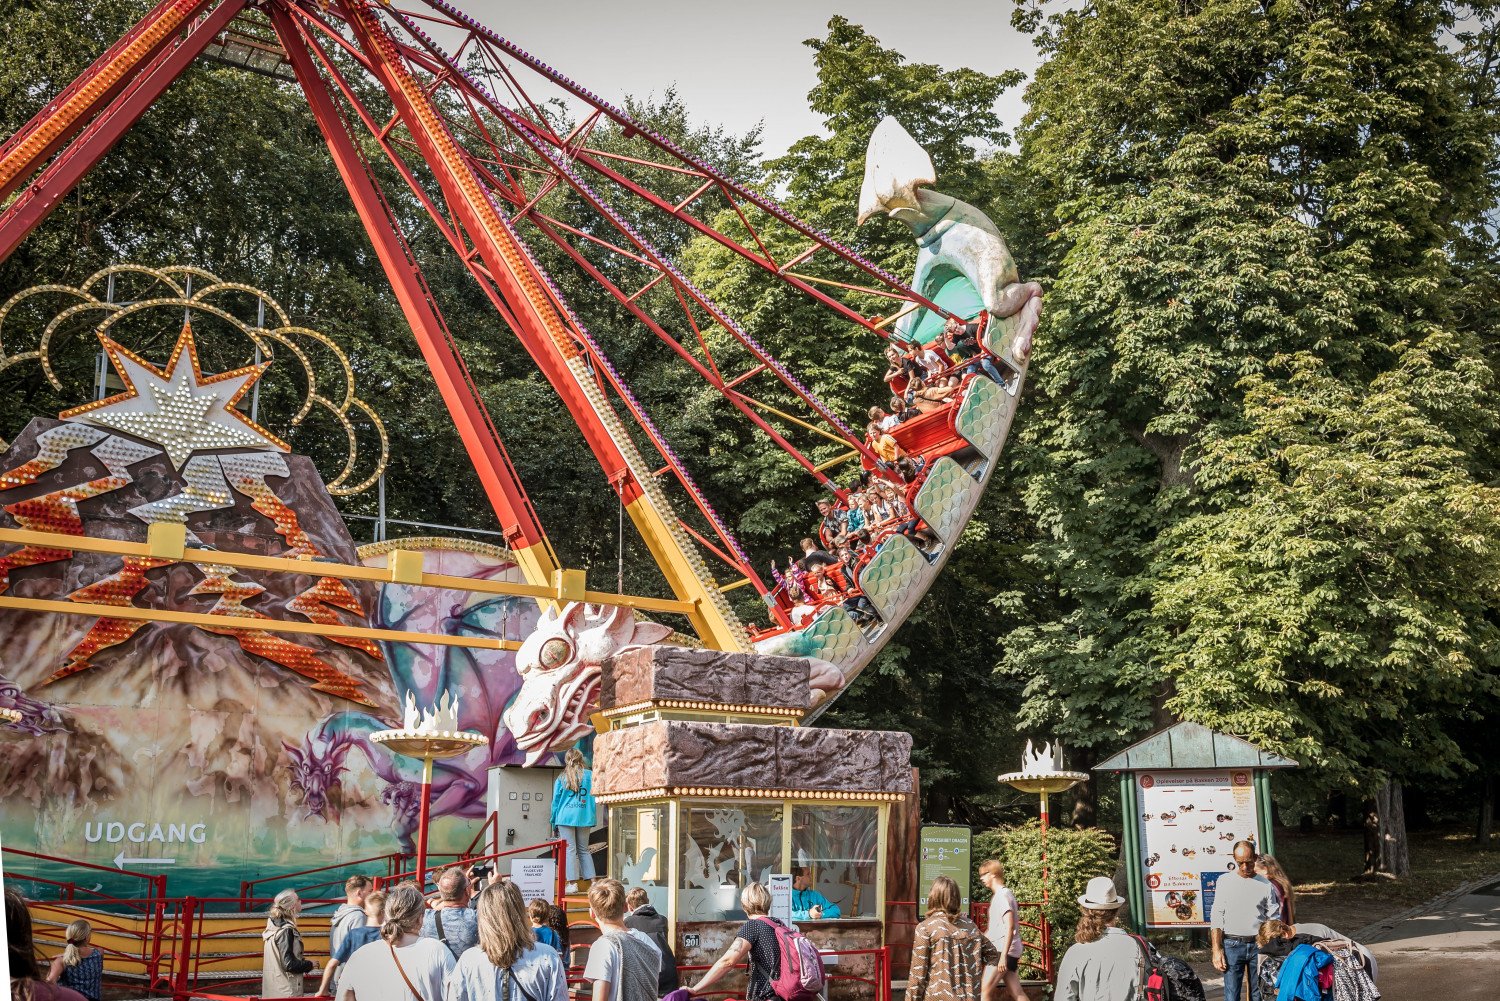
[{"x1": 972, "y1": 820, "x2": 1118, "y2": 943}]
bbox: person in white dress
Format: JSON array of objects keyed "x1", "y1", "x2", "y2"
[{"x1": 340, "y1": 883, "x2": 456, "y2": 1001}]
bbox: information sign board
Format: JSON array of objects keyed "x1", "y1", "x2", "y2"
[
  {"x1": 1135, "y1": 769, "x2": 1258, "y2": 927},
  {"x1": 510, "y1": 857, "x2": 557, "y2": 903},
  {"x1": 768, "y1": 873, "x2": 793, "y2": 926},
  {"x1": 918, "y1": 824, "x2": 972, "y2": 909}
]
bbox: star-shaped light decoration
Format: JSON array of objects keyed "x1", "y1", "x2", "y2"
[{"x1": 61, "y1": 323, "x2": 288, "y2": 468}]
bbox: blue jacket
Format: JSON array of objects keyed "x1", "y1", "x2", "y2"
[
  {"x1": 792, "y1": 886, "x2": 842, "y2": 920},
  {"x1": 1277, "y1": 943, "x2": 1332, "y2": 1001},
  {"x1": 551, "y1": 771, "x2": 595, "y2": 828}
]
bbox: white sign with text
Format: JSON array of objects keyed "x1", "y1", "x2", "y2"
[{"x1": 510, "y1": 858, "x2": 557, "y2": 902}]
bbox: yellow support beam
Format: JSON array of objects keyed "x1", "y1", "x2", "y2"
[
  {"x1": 0, "y1": 593, "x2": 523, "y2": 652},
  {"x1": 0, "y1": 527, "x2": 697, "y2": 616},
  {"x1": 814, "y1": 450, "x2": 861, "y2": 472},
  {"x1": 736, "y1": 394, "x2": 855, "y2": 448}
]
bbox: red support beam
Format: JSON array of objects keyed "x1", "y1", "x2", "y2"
[
  {"x1": 272, "y1": 7, "x2": 558, "y2": 577},
  {"x1": 0, "y1": 0, "x2": 215, "y2": 202},
  {"x1": 0, "y1": 0, "x2": 246, "y2": 264}
]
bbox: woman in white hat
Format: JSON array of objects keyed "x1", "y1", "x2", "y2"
[{"x1": 1054, "y1": 877, "x2": 1142, "y2": 1001}]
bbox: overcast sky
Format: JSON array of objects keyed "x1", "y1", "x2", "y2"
[{"x1": 442, "y1": 1, "x2": 1044, "y2": 158}]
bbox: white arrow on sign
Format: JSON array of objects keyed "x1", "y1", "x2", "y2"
[{"x1": 113, "y1": 851, "x2": 175, "y2": 870}]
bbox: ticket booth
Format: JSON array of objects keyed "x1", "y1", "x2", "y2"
[{"x1": 593, "y1": 647, "x2": 913, "y2": 992}]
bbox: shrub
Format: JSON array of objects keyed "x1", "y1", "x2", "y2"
[{"x1": 972, "y1": 820, "x2": 1118, "y2": 943}]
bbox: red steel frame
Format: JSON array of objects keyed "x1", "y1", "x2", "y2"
[{"x1": 0, "y1": 0, "x2": 972, "y2": 633}]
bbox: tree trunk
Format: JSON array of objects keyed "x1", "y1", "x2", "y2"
[
  {"x1": 1479, "y1": 772, "x2": 1495, "y2": 848},
  {"x1": 1070, "y1": 746, "x2": 1098, "y2": 827},
  {"x1": 1374, "y1": 780, "x2": 1411, "y2": 877},
  {"x1": 1361, "y1": 798, "x2": 1380, "y2": 874}
]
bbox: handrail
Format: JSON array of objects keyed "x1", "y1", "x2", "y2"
[
  {"x1": 376, "y1": 837, "x2": 567, "y2": 903},
  {"x1": 239, "y1": 850, "x2": 410, "y2": 899},
  {"x1": 3, "y1": 846, "x2": 167, "y2": 896}
]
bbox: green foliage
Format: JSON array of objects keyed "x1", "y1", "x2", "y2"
[
  {"x1": 972, "y1": 820, "x2": 1118, "y2": 942},
  {"x1": 999, "y1": 0, "x2": 1500, "y2": 816}
]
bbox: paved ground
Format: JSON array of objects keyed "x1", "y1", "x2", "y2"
[{"x1": 1192, "y1": 872, "x2": 1500, "y2": 999}]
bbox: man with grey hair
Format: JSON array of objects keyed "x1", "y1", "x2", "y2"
[
  {"x1": 1211, "y1": 841, "x2": 1281, "y2": 1001},
  {"x1": 420, "y1": 866, "x2": 479, "y2": 958}
]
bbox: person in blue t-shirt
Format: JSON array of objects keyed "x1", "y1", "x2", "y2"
[
  {"x1": 316, "y1": 889, "x2": 385, "y2": 997},
  {"x1": 790, "y1": 867, "x2": 842, "y2": 921}
]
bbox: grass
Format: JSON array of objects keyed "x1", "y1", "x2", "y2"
[
  {"x1": 1149, "y1": 825, "x2": 1498, "y2": 960},
  {"x1": 1276, "y1": 825, "x2": 1499, "y2": 933}
]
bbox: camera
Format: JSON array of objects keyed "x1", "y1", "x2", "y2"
[{"x1": 469, "y1": 863, "x2": 493, "y2": 878}]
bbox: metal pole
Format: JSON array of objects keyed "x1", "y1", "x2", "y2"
[{"x1": 416, "y1": 754, "x2": 435, "y2": 891}]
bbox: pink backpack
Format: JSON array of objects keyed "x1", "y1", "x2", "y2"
[{"x1": 757, "y1": 916, "x2": 825, "y2": 1001}]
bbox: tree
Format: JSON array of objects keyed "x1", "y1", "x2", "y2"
[{"x1": 1005, "y1": 0, "x2": 1500, "y2": 861}]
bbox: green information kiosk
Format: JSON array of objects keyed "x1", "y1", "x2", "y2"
[{"x1": 1095, "y1": 722, "x2": 1297, "y2": 933}]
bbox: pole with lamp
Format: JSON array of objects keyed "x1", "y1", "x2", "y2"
[
  {"x1": 998, "y1": 741, "x2": 1088, "y2": 981},
  {"x1": 371, "y1": 692, "x2": 488, "y2": 890}
]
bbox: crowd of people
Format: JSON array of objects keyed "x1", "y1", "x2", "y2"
[
  {"x1": 769, "y1": 316, "x2": 1010, "y2": 633},
  {"x1": 3, "y1": 836, "x2": 1380, "y2": 1001}
]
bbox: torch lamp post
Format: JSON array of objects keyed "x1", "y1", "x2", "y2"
[
  {"x1": 998, "y1": 741, "x2": 1089, "y2": 979},
  {"x1": 371, "y1": 692, "x2": 488, "y2": 891}
]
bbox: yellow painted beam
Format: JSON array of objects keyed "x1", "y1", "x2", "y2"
[
  {"x1": 0, "y1": 527, "x2": 696, "y2": 616},
  {"x1": 736, "y1": 394, "x2": 855, "y2": 448},
  {"x1": 0, "y1": 593, "x2": 524, "y2": 651},
  {"x1": 815, "y1": 450, "x2": 861, "y2": 472}
]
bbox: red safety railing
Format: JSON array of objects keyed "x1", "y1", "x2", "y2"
[
  {"x1": 238, "y1": 850, "x2": 412, "y2": 902},
  {"x1": 376, "y1": 837, "x2": 568, "y2": 905},
  {"x1": 676, "y1": 947, "x2": 892, "y2": 1001},
  {"x1": 22, "y1": 894, "x2": 171, "y2": 986}
]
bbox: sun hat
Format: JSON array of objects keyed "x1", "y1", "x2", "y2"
[{"x1": 1077, "y1": 876, "x2": 1126, "y2": 910}]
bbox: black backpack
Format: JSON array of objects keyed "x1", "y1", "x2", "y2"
[{"x1": 1130, "y1": 935, "x2": 1181, "y2": 1001}]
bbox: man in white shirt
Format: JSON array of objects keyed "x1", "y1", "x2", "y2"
[
  {"x1": 1211, "y1": 841, "x2": 1282, "y2": 1001},
  {"x1": 583, "y1": 878, "x2": 661, "y2": 1001}
]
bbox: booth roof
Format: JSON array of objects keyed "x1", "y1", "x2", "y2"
[{"x1": 1093, "y1": 720, "x2": 1298, "y2": 772}]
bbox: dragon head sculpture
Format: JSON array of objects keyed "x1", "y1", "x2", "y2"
[{"x1": 503, "y1": 602, "x2": 673, "y2": 765}]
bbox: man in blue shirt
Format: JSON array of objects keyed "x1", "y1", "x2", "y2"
[{"x1": 790, "y1": 867, "x2": 841, "y2": 921}]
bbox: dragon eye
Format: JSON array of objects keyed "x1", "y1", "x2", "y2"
[{"x1": 539, "y1": 637, "x2": 572, "y2": 669}]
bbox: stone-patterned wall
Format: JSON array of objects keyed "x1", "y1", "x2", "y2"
[
  {"x1": 594, "y1": 720, "x2": 914, "y2": 797},
  {"x1": 602, "y1": 645, "x2": 811, "y2": 710}
]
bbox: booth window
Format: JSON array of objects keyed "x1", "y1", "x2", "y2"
[
  {"x1": 791, "y1": 805, "x2": 879, "y2": 918},
  {"x1": 678, "y1": 803, "x2": 783, "y2": 922},
  {"x1": 609, "y1": 804, "x2": 669, "y2": 912}
]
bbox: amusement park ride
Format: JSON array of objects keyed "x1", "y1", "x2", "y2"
[{"x1": 0, "y1": 0, "x2": 1041, "y2": 932}]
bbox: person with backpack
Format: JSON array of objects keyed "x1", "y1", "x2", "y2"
[
  {"x1": 905, "y1": 876, "x2": 997, "y2": 1001},
  {"x1": 582, "y1": 878, "x2": 661, "y2": 1001},
  {"x1": 685, "y1": 882, "x2": 824, "y2": 1001},
  {"x1": 423, "y1": 867, "x2": 480, "y2": 959},
  {"x1": 1054, "y1": 878, "x2": 1142, "y2": 1001}
]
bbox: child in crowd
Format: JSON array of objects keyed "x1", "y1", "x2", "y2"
[{"x1": 529, "y1": 897, "x2": 563, "y2": 952}]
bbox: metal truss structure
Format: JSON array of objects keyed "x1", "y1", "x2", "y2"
[{"x1": 0, "y1": 0, "x2": 966, "y2": 652}]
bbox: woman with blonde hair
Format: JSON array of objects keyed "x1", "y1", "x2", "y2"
[
  {"x1": 905, "y1": 876, "x2": 997, "y2": 1001},
  {"x1": 338, "y1": 883, "x2": 455, "y2": 1001},
  {"x1": 262, "y1": 889, "x2": 315, "y2": 997},
  {"x1": 446, "y1": 881, "x2": 567, "y2": 1001},
  {"x1": 1256, "y1": 855, "x2": 1296, "y2": 924},
  {"x1": 46, "y1": 919, "x2": 103, "y2": 1001},
  {"x1": 550, "y1": 748, "x2": 597, "y2": 890},
  {"x1": 686, "y1": 883, "x2": 780, "y2": 1001}
]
